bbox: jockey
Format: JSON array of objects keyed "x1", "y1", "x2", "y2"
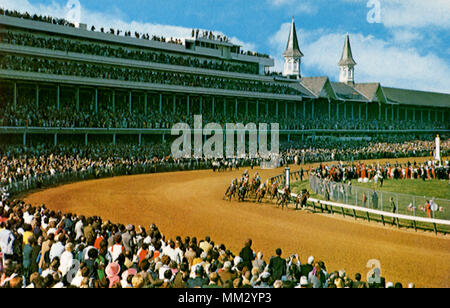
[{"x1": 258, "y1": 182, "x2": 266, "y2": 192}]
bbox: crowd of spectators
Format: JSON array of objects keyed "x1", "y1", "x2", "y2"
[
  {"x1": 0, "y1": 54, "x2": 299, "y2": 96},
  {"x1": 0, "y1": 195, "x2": 409, "y2": 288},
  {"x1": 1, "y1": 31, "x2": 259, "y2": 75},
  {"x1": 0, "y1": 8, "x2": 270, "y2": 61},
  {"x1": 1, "y1": 95, "x2": 447, "y2": 132},
  {"x1": 281, "y1": 137, "x2": 450, "y2": 163}
]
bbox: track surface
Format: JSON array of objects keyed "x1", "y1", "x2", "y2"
[{"x1": 24, "y1": 160, "x2": 450, "y2": 288}]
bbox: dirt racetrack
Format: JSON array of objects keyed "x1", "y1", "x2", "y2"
[{"x1": 24, "y1": 158, "x2": 450, "y2": 288}]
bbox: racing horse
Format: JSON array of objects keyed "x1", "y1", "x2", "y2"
[
  {"x1": 238, "y1": 178, "x2": 249, "y2": 202},
  {"x1": 277, "y1": 186, "x2": 291, "y2": 209},
  {"x1": 223, "y1": 179, "x2": 238, "y2": 201},
  {"x1": 255, "y1": 183, "x2": 267, "y2": 203},
  {"x1": 268, "y1": 181, "x2": 280, "y2": 201},
  {"x1": 295, "y1": 189, "x2": 310, "y2": 210},
  {"x1": 249, "y1": 174, "x2": 261, "y2": 196}
]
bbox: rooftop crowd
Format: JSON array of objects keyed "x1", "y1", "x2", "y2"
[
  {"x1": 1, "y1": 31, "x2": 259, "y2": 75},
  {"x1": 0, "y1": 8, "x2": 270, "y2": 60},
  {"x1": 0, "y1": 54, "x2": 299, "y2": 96}
]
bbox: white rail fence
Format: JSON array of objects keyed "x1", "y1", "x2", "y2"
[{"x1": 269, "y1": 174, "x2": 450, "y2": 234}]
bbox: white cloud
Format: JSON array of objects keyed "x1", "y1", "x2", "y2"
[
  {"x1": 269, "y1": 23, "x2": 450, "y2": 93},
  {"x1": 381, "y1": 0, "x2": 450, "y2": 29}
]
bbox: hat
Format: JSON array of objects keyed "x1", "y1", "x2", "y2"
[
  {"x1": 105, "y1": 262, "x2": 121, "y2": 278},
  {"x1": 121, "y1": 268, "x2": 137, "y2": 281},
  {"x1": 126, "y1": 224, "x2": 134, "y2": 231},
  {"x1": 234, "y1": 256, "x2": 243, "y2": 266},
  {"x1": 300, "y1": 276, "x2": 309, "y2": 286},
  {"x1": 386, "y1": 282, "x2": 394, "y2": 288},
  {"x1": 223, "y1": 261, "x2": 232, "y2": 269},
  {"x1": 338, "y1": 270, "x2": 346, "y2": 278},
  {"x1": 200, "y1": 251, "x2": 208, "y2": 260},
  {"x1": 307, "y1": 256, "x2": 314, "y2": 264}
]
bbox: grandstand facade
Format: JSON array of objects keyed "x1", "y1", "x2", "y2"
[{"x1": 0, "y1": 12, "x2": 449, "y2": 147}]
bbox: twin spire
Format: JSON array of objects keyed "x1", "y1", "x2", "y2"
[
  {"x1": 283, "y1": 17, "x2": 304, "y2": 58},
  {"x1": 282, "y1": 17, "x2": 357, "y2": 84}
]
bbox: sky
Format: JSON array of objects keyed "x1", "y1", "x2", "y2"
[{"x1": 1, "y1": 0, "x2": 450, "y2": 94}]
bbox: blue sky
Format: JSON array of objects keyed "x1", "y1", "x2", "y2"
[{"x1": 2, "y1": 0, "x2": 450, "y2": 94}]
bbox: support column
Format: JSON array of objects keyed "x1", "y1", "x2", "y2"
[
  {"x1": 95, "y1": 88, "x2": 98, "y2": 114},
  {"x1": 138, "y1": 134, "x2": 142, "y2": 145},
  {"x1": 235, "y1": 98, "x2": 238, "y2": 118},
  {"x1": 303, "y1": 101, "x2": 306, "y2": 119},
  {"x1": 328, "y1": 99, "x2": 331, "y2": 120},
  {"x1": 266, "y1": 101, "x2": 268, "y2": 117},
  {"x1": 359, "y1": 104, "x2": 362, "y2": 120},
  {"x1": 76, "y1": 87, "x2": 80, "y2": 112},
  {"x1": 365, "y1": 103, "x2": 368, "y2": 120},
  {"x1": 85, "y1": 133, "x2": 88, "y2": 146},
  {"x1": 256, "y1": 100, "x2": 259, "y2": 119},
  {"x1": 173, "y1": 95, "x2": 176, "y2": 114},
  {"x1": 23, "y1": 132, "x2": 26, "y2": 146},
  {"x1": 212, "y1": 97, "x2": 215, "y2": 115},
  {"x1": 113, "y1": 133, "x2": 116, "y2": 145},
  {"x1": 275, "y1": 101, "x2": 278, "y2": 119},
  {"x1": 13, "y1": 82, "x2": 17, "y2": 110},
  {"x1": 294, "y1": 101, "x2": 297, "y2": 117},
  {"x1": 378, "y1": 103, "x2": 381, "y2": 121},
  {"x1": 187, "y1": 95, "x2": 190, "y2": 115},
  {"x1": 36, "y1": 85, "x2": 39, "y2": 108},
  {"x1": 336, "y1": 103, "x2": 339, "y2": 119},
  {"x1": 385, "y1": 106, "x2": 388, "y2": 121},
  {"x1": 129, "y1": 91, "x2": 132, "y2": 114},
  {"x1": 200, "y1": 96, "x2": 203, "y2": 114},
  {"x1": 392, "y1": 105, "x2": 394, "y2": 121},
  {"x1": 344, "y1": 102, "x2": 347, "y2": 119},
  {"x1": 420, "y1": 110, "x2": 423, "y2": 122},
  {"x1": 223, "y1": 97, "x2": 226, "y2": 116},
  {"x1": 285, "y1": 101, "x2": 288, "y2": 118},
  {"x1": 159, "y1": 93, "x2": 163, "y2": 114},
  {"x1": 144, "y1": 93, "x2": 148, "y2": 115},
  {"x1": 56, "y1": 85, "x2": 60, "y2": 110},
  {"x1": 112, "y1": 90, "x2": 116, "y2": 113},
  {"x1": 246, "y1": 101, "x2": 249, "y2": 117},
  {"x1": 405, "y1": 108, "x2": 408, "y2": 121},
  {"x1": 54, "y1": 133, "x2": 58, "y2": 146}
]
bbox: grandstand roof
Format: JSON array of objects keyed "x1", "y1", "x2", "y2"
[
  {"x1": 300, "y1": 77, "x2": 337, "y2": 99},
  {"x1": 354, "y1": 83, "x2": 387, "y2": 103},
  {"x1": 331, "y1": 82, "x2": 367, "y2": 101},
  {"x1": 382, "y1": 87, "x2": 450, "y2": 108}
]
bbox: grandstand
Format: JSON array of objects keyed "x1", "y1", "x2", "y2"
[
  {"x1": 0, "y1": 12, "x2": 448, "y2": 148},
  {"x1": 1, "y1": 8, "x2": 450, "y2": 291}
]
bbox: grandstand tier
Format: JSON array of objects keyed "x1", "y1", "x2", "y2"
[{"x1": 0, "y1": 12, "x2": 449, "y2": 147}]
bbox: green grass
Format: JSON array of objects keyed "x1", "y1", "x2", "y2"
[
  {"x1": 351, "y1": 179, "x2": 450, "y2": 200},
  {"x1": 291, "y1": 178, "x2": 450, "y2": 234}
]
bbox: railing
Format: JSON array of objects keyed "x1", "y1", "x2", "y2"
[
  {"x1": 309, "y1": 175, "x2": 450, "y2": 220},
  {"x1": 2, "y1": 161, "x2": 213, "y2": 197},
  {"x1": 267, "y1": 173, "x2": 450, "y2": 234},
  {"x1": 2, "y1": 126, "x2": 448, "y2": 135}
]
